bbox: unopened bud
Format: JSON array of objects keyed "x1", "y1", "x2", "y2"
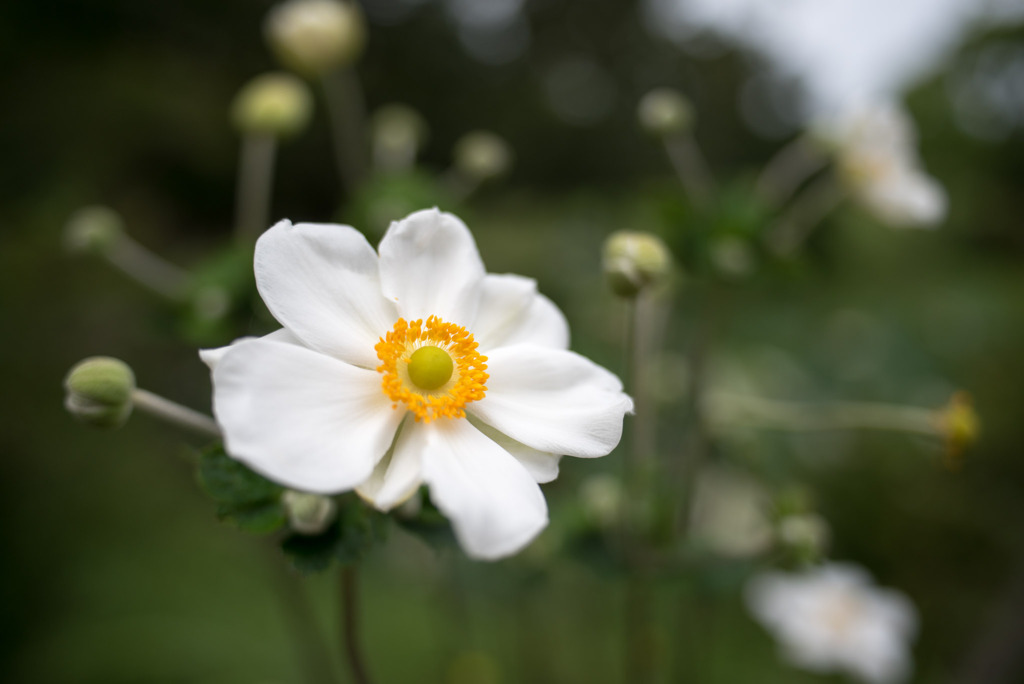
[
  {"x1": 453, "y1": 131, "x2": 512, "y2": 182},
  {"x1": 282, "y1": 490, "x2": 337, "y2": 535},
  {"x1": 265, "y1": 0, "x2": 367, "y2": 76},
  {"x1": 776, "y1": 513, "x2": 830, "y2": 562},
  {"x1": 939, "y1": 391, "x2": 979, "y2": 469},
  {"x1": 709, "y1": 235, "x2": 756, "y2": 279},
  {"x1": 372, "y1": 104, "x2": 428, "y2": 171},
  {"x1": 637, "y1": 88, "x2": 694, "y2": 137},
  {"x1": 579, "y1": 474, "x2": 624, "y2": 529},
  {"x1": 231, "y1": 72, "x2": 313, "y2": 138},
  {"x1": 64, "y1": 206, "x2": 124, "y2": 255},
  {"x1": 64, "y1": 357, "x2": 135, "y2": 429},
  {"x1": 602, "y1": 230, "x2": 673, "y2": 297}
]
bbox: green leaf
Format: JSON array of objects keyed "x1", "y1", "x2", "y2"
[
  {"x1": 198, "y1": 444, "x2": 285, "y2": 535},
  {"x1": 280, "y1": 496, "x2": 390, "y2": 574},
  {"x1": 198, "y1": 444, "x2": 282, "y2": 505}
]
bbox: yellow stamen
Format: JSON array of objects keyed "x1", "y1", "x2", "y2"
[{"x1": 376, "y1": 316, "x2": 488, "y2": 422}]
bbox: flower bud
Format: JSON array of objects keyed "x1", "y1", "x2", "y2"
[
  {"x1": 64, "y1": 206, "x2": 124, "y2": 255},
  {"x1": 64, "y1": 357, "x2": 135, "y2": 429},
  {"x1": 776, "y1": 513, "x2": 830, "y2": 562},
  {"x1": 231, "y1": 72, "x2": 313, "y2": 138},
  {"x1": 637, "y1": 88, "x2": 694, "y2": 137},
  {"x1": 602, "y1": 230, "x2": 673, "y2": 297},
  {"x1": 939, "y1": 391, "x2": 979, "y2": 469},
  {"x1": 453, "y1": 131, "x2": 512, "y2": 182},
  {"x1": 372, "y1": 104, "x2": 428, "y2": 171},
  {"x1": 579, "y1": 473, "x2": 624, "y2": 529},
  {"x1": 282, "y1": 490, "x2": 337, "y2": 535},
  {"x1": 265, "y1": 0, "x2": 367, "y2": 76},
  {"x1": 709, "y1": 235, "x2": 756, "y2": 279}
]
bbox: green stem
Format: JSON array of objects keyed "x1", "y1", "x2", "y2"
[
  {"x1": 234, "y1": 133, "x2": 278, "y2": 243},
  {"x1": 765, "y1": 173, "x2": 845, "y2": 256},
  {"x1": 663, "y1": 132, "x2": 715, "y2": 207},
  {"x1": 131, "y1": 388, "x2": 221, "y2": 439},
  {"x1": 104, "y1": 234, "x2": 190, "y2": 301},
  {"x1": 708, "y1": 393, "x2": 942, "y2": 436},
  {"x1": 340, "y1": 566, "x2": 372, "y2": 684},
  {"x1": 322, "y1": 68, "x2": 369, "y2": 196},
  {"x1": 266, "y1": 549, "x2": 339, "y2": 684},
  {"x1": 754, "y1": 135, "x2": 827, "y2": 209}
]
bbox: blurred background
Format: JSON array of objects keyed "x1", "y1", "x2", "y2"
[{"x1": 2, "y1": 1, "x2": 1024, "y2": 682}]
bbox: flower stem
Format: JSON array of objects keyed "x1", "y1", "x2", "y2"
[
  {"x1": 265, "y1": 547, "x2": 339, "y2": 684},
  {"x1": 622, "y1": 296, "x2": 657, "y2": 684},
  {"x1": 765, "y1": 173, "x2": 845, "y2": 256},
  {"x1": 663, "y1": 132, "x2": 715, "y2": 207},
  {"x1": 103, "y1": 233, "x2": 190, "y2": 301},
  {"x1": 707, "y1": 393, "x2": 942, "y2": 436},
  {"x1": 321, "y1": 68, "x2": 369, "y2": 197},
  {"x1": 754, "y1": 135, "x2": 827, "y2": 209},
  {"x1": 234, "y1": 132, "x2": 278, "y2": 243},
  {"x1": 340, "y1": 565, "x2": 372, "y2": 684},
  {"x1": 131, "y1": 389, "x2": 221, "y2": 439}
]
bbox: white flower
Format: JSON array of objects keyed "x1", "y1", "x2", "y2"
[
  {"x1": 747, "y1": 562, "x2": 918, "y2": 684},
  {"x1": 826, "y1": 103, "x2": 948, "y2": 229},
  {"x1": 201, "y1": 209, "x2": 633, "y2": 560}
]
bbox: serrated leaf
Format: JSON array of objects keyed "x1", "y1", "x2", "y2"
[
  {"x1": 217, "y1": 500, "x2": 287, "y2": 534},
  {"x1": 280, "y1": 496, "x2": 390, "y2": 574},
  {"x1": 198, "y1": 444, "x2": 282, "y2": 505}
]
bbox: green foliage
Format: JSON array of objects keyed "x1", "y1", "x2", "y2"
[
  {"x1": 281, "y1": 495, "x2": 390, "y2": 574},
  {"x1": 197, "y1": 443, "x2": 286, "y2": 534}
]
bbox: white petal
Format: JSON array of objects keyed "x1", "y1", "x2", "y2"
[
  {"x1": 472, "y1": 274, "x2": 570, "y2": 351},
  {"x1": 255, "y1": 220, "x2": 397, "y2": 368},
  {"x1": 469, "y1": 346, "x2": 633, "y2": 458},
  {"x1": 410, "y1": 419, "x2": 548, "y2": 560},
  {"x1": 472, "y1": 418, "x2": 561, "y2": 483},
  {"x1": 357, "y1": 417, "x2": 424, "y2": 510},
  {"x1": 377, "y1": 209, "x2": 485, "y2": 326},
  {"x1": 211, "y1": 338, "x2": 405, "y2": 493},
  {"x1": 199, "y1": 328, "x2": 302, "y2": 370}
]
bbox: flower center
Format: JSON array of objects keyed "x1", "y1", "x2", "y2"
[
  {"x1": 408, "y1": 346, "x2": 453, "y2": 390},
  {"x1": 376, "y1": 316, "x2": 488, "y2": 422}
]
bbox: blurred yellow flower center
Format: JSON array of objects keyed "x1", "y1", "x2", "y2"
[{"x1": 376, "y1": 316, "x2": 488, "y2": 422}]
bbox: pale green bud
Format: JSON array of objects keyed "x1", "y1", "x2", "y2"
[
  {"x1": 64, "y1": 357, "x2": 135, "y2": 429},
  {"x1": 709, "y1": 235, "x2": 756, "y2": 279},
  {"x1": 776, "y1": 513, "x2": 830, "y2": 561},
  {"x1": 372, "y1": 104, "x2": 428, "y2": 169},
  {"x1": 579, "y1": 474, "x2": 624, "y2": 529},
  {"x1": 282, "y1": 490, "x2": 337, "y2": 535},
  {"x1": 265, "y1": 0, "x2": 367, "y2": 76},
  {"x1": 64, "y1": 206, "x2": 124, "y2": 255},
  {"x1": 602, "y1": 230, "x2": 673, "y2": 297},
  {"x1": 231, "y1": 72, "x2": 313, "y2": 138},
  {"x1": 453, "y1": 131, "x2": 512, "y2": 182},
  {"x1": 637, "y1": 88, "x2": 694, "y2": 137}
]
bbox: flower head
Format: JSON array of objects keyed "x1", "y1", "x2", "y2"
[
  {"x1": 202, "y1": 209, "x2": 632, "y2": 559},
  {"x1": 747, "y1": 563, "x2": 918, "y2": 684},
  {"x1": 824, "y1": 103, "x2": 947, "y2": 228}
]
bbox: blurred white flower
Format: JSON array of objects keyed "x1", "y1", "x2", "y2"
[
  {"x1": 689, "y1": 466, "x2": 772, "y2": 558},
  {"x1": 826, "y1": 103, "x2": 947, "y2": 228},
  {"x1": 202, "y1": 209, "x2": 632, "y2": 560},
  {"x1": 646, "y1": 0, "x2": 1023, "y2": 122},
  {"x1": 747, "y1": 563, "x2": 918, "y2": 684}
]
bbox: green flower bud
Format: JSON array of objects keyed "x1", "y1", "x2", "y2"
[
  {"x1": 453, "y1": 131, "x2": 512, "y2": 182},
  {"x1": 637, "y1": 88, "x2": 694, "y2": 137},
  {"x1": 709, "y1": 235, "x2": 756, "y2": 279},
  {"x1": 372, "y1": 104, "x2": 428, "y2": 170},
  {"x1": 579, "y1": 473, "x2": 624, "y2": 529},
  {"x1": 231, "y1": 72, "x2": 313, "y2": 138},
  {"x1": 64, "y1": 357, "x2": 136, "y2": 429},
  {"x1": 940, "y1": 391, "x2": 979, "y2": 470},
  {"x1": 602, "y1": 230, "x2": 673, "y2": 298},
  {"x1": 776, "y1": 513, "x2": 830, "y2": 562},
  {"x1": 282, "y1": 490, "x2": 337, "y2": 535},
  {"x1": 64, "y1": 206, "x2": 124, "y2": 255},
  {"x1": 265, "y1": 0, "x2": 367, "y2": 76}
]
